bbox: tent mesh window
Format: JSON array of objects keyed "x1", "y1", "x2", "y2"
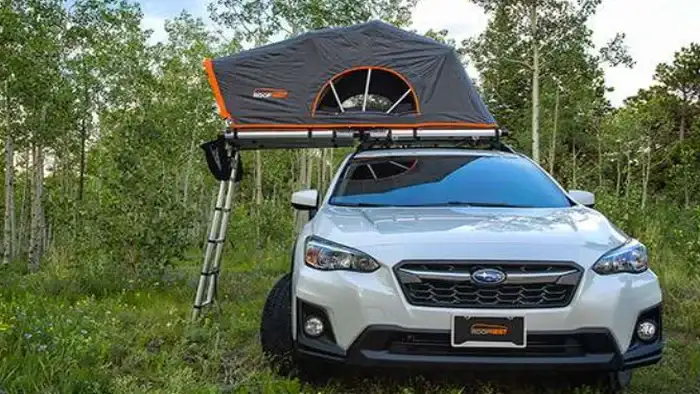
[{"x1": 315, "y1": 67, "x2": 418, "y2": 115}]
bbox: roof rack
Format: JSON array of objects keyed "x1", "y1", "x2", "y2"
[{"x1": 223, "y1": 128, "x2": 509, "y2": 151}]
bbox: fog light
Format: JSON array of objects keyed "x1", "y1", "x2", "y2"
[
  {"x1": 637, "y1": 320, "x2": 657, "y2": 342},
  {"x1": 303, "y1": 316, "x2": 324, "y2": 337}
]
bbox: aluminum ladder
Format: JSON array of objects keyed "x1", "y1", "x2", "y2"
[{"x1": 192, "y1": 146, "x2": 239, "y2": 321}]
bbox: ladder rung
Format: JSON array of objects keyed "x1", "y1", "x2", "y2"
[
  {"x1": 214, "y1": 207, "x2": 232, "y2": 212},
  {"x1": 200, "y1": 268, "x2": 220, "y2": 276},
  {"x1": 207, "y1": 238, "x2": 225, "y2": 244},
  {"x1": 193, "y1": 301, "x2": 212, "y2": 309}
]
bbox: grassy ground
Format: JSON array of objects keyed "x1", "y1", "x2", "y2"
[{"x1": 2, "y1": 208, "x2": 700, "y2": 393}]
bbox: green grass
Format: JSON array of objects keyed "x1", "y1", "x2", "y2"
[{"x1": 2, "y1": 211, "x2": 700, "y2": 393}]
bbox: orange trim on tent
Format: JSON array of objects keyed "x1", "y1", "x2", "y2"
[
  {"x1": 203, "y1": 58, "x2": 232, "y2": 120},
  {"x1": 311, "y1": 66, "x2": 422, "y2": 116},
  {"x1": 228, "y1": 122, "x2": 498, "y2": 130}
]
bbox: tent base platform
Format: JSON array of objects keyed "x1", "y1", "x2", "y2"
[{"x1": 226, "y1": 128, "x2": 508, "y2": 150}]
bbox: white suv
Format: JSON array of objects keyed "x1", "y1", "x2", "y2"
[{"x1": 260, "y1": 147, "x2": 663, "y2": 392}]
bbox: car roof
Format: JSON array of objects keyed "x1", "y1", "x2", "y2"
[{"x1": 352, "y1": 148, "x2": 520, "y2": 159}]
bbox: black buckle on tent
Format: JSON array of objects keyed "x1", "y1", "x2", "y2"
[{"x1": 201, "y1": 134, "x2": 243, "y2": 182}]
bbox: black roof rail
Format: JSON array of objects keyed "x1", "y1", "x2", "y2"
[{"x1": 223, "y1": 127, "x2": 509, "y2": 151}]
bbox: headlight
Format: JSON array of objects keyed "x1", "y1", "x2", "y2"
[
  {"x1": 304, "y1": 236, "x2": 380, "y2": 272},
  {"x1": 592, "y1": 239, "x2": 648, "y2": 275}
]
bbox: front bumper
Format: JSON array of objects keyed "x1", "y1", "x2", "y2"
[
  {"x1": 296, "y1": 322, "x2": 663, "y2": 371},
  {"x1": 293, "y1": 261, "x2": 664, "y2": 371}
]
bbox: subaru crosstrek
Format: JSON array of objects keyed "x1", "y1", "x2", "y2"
[{"x1": 260, "y1": 147, "x2": 663, "y2": 392}]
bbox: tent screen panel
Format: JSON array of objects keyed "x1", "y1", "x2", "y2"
[{"x1": 316, "y1": 68, "x2": 418, "y2": 115}]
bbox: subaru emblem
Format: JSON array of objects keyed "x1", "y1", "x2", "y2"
[{"x1": 472, "y1": 268, "x2": 506, "y2": 285}]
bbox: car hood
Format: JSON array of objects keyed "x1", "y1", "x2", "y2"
[{"x1": 311, "y1": 205, "x2": 629, "y2": 267}]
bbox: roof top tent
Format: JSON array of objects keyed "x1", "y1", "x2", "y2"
[
  {"x1": 203, "y1": 20, "x2": 502, "y2": 149},
  {"x1": 192, "y1": 20, "x2": 505, "y2": 320}
]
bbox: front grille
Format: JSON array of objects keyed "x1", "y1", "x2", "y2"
[
  {"x1": 405, "y1": 282, "x2": 573, "y2": 308},
  {"x1": 395, "y1": 261, "x2": 582, "y2": 309},
  {"x1": 384, "y1": 331, "x2": 615, "y2": 357}
]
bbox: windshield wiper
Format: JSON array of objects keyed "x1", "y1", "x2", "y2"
[
  {"x1": 332, "y1": 201, "x2": 532, "y2": 208},
  {"x1": 332, "y1": 202, "x2": 391, "y2": 207},
  {"x1": 444, "y1": 201, "x2": 533, "y2": 208},
  {"x1": 407, "y1": 201, "x2": 531, "y2": 208}
]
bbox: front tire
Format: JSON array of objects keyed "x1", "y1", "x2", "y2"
[
  {"x1": 259, "y1": 273, "x2": 334, "y2": 382},
  {"x1": 260, "y1": 273, "x2": 294, "y2": 371},
  {"x1": 605, "y1": 369, "x2": 633, "y2": 393},
  {"x1": 580, "y1": 369, "x2": 633, "y2": 393}
]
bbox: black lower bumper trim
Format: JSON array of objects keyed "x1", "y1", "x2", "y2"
[
  {"x1": 296, "y1": 346, "x2": 346, "y2": 363},
  {"x1": 351, "y1": 350, "x2": 616, "y2": 370},
  {"x1": 296, "y1": 324, "x2": 663, "y2": 371},
  {"x1": 622, "y1": 341, "x2": 663, "y2": 369}
]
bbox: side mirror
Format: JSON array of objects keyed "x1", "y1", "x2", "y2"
[
  {"x1": 291, "y1": 189, "x2": 319, "y2": 210},
  {"x1": 568, "y1": 190, "x2": 595, "y2": 208}
]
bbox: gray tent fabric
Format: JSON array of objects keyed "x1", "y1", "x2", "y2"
[{"x1": 204, "y1": 20, "x2": 497, "y2": 130}]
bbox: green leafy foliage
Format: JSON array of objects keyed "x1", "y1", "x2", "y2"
[
  {"x1": 208, "y1": 0, "x2": 416, "y2": 41},
  {"x1": 465, "y1": 0, "x2": 632, "y2": 164}
]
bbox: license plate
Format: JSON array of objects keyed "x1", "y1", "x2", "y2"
[{"x1": 451, "y1": 316, "x2": 526, "y2": 348}]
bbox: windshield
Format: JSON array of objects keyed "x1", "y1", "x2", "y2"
[{"x1": 329, "y1": 154, "x2": 573, "y2": 208}]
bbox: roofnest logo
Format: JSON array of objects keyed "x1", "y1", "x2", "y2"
[{"x1": 253, "y1": 88, "x2": 289, "y2": 99}]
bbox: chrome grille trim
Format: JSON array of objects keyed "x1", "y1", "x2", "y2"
[
  {"x1": 394, "y1": 260, "x2": 583, "y2": 309},
  {"x1": 397, "y1": 268, "x2": 580, "y2": 285}
]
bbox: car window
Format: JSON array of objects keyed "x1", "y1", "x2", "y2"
[{"x1": 329, "y1": 154, "x2": 572, "y2": 208}]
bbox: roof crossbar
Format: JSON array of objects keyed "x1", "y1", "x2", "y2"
[{"x1": 223, "y1": 128, "x2": 508, "y2": 151}]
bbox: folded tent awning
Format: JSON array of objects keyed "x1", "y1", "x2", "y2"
[{"x1": 204, "y1": 20, "x2": 498, "y2": 131}]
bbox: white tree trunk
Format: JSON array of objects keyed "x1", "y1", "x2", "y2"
[
  {"x1": 39, "y1": 203, "x2": 46, "y2": 257},
  {"x1": 641, "y1": 146, "x2": 650, "y2": 210},
  {"x1": 78, "y1": 115, "x2": 87, "y2": 202},
  {"x1": 28, "y1": 144, "x2": 44, "y2": 272},
  {"x1": 294, "y1": 151, "x2": 308, "y2": 233},
  {"x1": 681, "y1": 113, "x2": 690, "y2": 208},
  {"x1": 17, "y1": 154, "x2": 28, "y2": 257},
  {"x1": 320, "y1": 149, "x2": 327, "y2": 192},
  {"x1": 530, "y1": 3, "x2": 540, "y2": 163},
  {"x1": 299, "y1": 151, "x2": 307, "y2": 189},
  {"x1": 625, "y1": 150, "x2": 632, "y2": 200},
  {"x1": 597, "y1": 125, "x2": 603, "y2": 188},
  {"x1": 571, "y1": 141, "x2": 577, "y2": 189},
  {"x1": 255, "y1": 150, "x2": 262, "y2": 204},
  {"x1": 615, "y1": 155, "x2": 622, "y2": 196},
  {"x1": 2, "y1": 134, "x2": 13, "y2": 265},
  {"x1": 317, "y1": 150, "x2": 322, "y2": 192},
  {"x1": 549, "y1": 87, "x2": 559, "y2": 175},
  {"x1": 307, "y1": 150, "x2": 314, "y2": 189}
]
